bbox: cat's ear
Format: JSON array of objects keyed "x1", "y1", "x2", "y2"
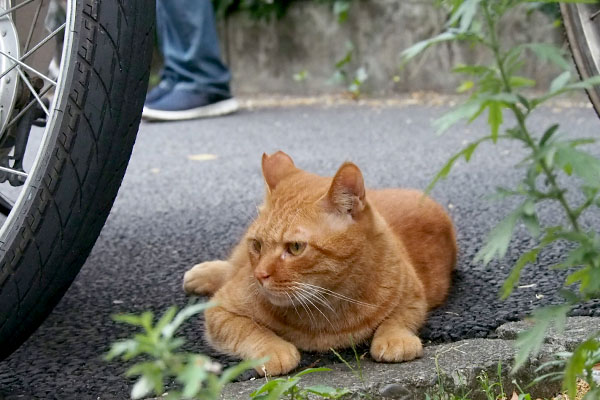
[
  {"x1": 325, "y1": 162, "x2": 366, "y2": 217},
  {"x1": 261, "y1": 151, "x2": 297, "y2": 192}
]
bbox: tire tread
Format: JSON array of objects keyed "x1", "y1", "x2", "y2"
[{"x1": 0, "y1": 0, "x2": 154, "y2": 359}]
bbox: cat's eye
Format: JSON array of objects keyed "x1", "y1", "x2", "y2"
[
  {"x1": 287, "y1": 242, "x2": 306, "y2": 256},
  {"x1": 249, "y1": 239, "x2": 262, "y2": 254}
]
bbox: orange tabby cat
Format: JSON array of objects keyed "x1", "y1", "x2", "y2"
[{"x1": 183, "y1": 151, "x2": 457, "y2": 376}]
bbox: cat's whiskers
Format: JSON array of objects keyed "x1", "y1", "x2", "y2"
[
  {"x1": 283, "y1": 291, "x2": 302, "y2": 319},
  {"x1": 306, "y1": 287, "x2": 336, "y2": 313},
  {"x1": 245, "y1": 277, "x2": 262, "y2": 302},
  {"x1": 297, "y1": 282, "x2": 377, "y2": 308},
  {"x1": 292, "y1": 283, "x2": 335, "y2": 313},
  {"x1": 293, "y1": 290, "x2": 328, "y2": 334},
  {"x1": 290, "y1": 291, "x2": 317, "y2": 327},
  {"x1": 292, "y1": 285, "x2": 336, "y2": 331}
]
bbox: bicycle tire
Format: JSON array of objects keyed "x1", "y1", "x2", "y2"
[
  {"x1": 561, "y1": 3, "x2": 600, "y2": 117},
  {"x1": 0, "y1": 0, "x2": 154, "y2": 360}
]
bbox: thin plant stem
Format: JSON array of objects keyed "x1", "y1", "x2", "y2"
[{"x1": 482, "y1": 0, "x2": 582, "y2": 233}]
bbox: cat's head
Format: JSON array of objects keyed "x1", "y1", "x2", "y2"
[{"x1": 246, "y1": 151, "x2": 374, "y2": 307}]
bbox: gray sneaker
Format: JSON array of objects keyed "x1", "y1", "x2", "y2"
[{"x1": 142, "y1": 87, "x2": 238, "y2": 121}]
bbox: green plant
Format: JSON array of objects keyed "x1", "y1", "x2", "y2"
[
  {"x1": 250, "y1": 368, "x2": 350, "y2": 399},
  {"x1": 426, "y1": 360, "x2": 554, "y2": 400},
  {"x1": 477, "y1": 363, "x2": 507, "y2": 400},
  {"x1": 105, "y1": 302, "x2": 264, "y2": 400},
  {"x1": 286, "y1": 1, "x2": 368, "y2": 98},
  {"x1": 330, "y1": 339, "x2": 378, "y2": 399},
  {"x1": 106, "y1": 303, "x2": 351, "y2": 400},
  {"x1": 401, "y1": 1, "x2": 600, "y2": 399},
  {"x1": 425, "y1": 356, "x2": 471, "y2": 400},
  {"x1": 328, "y1": 41, "x2": 369, "y2": 98}
]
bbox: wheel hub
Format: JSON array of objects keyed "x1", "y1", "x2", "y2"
[{"x1": 0, "y1": 1, "x2": 20, "y2": 139}]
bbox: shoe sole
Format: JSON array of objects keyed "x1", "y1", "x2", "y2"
[{"x1": 142, "y1": 98, "x2": 239, "y2": 121}]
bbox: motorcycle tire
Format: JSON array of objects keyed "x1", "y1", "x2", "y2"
[{"x1": 0, "y1": 0, "x2": 154, "y2": 360}]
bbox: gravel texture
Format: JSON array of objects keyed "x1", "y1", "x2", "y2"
[{"x1": 0, "y1": 101, "x2": 599, "y2": 399}]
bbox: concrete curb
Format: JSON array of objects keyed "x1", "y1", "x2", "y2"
[{"x1": 221, "y1": 317, "x2": 600, "y2": 399}]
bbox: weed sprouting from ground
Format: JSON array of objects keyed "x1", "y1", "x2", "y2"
[{"x1": 402, "y1": 1, "x2": 600, "y2": 398}]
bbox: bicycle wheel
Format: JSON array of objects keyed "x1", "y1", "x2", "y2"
[
  {"x1": 561, "y1": 2, "x2": 600, "y2": 116},
  {"x1": 0, "y1": 0, "x2": 154, "y2": 360}
]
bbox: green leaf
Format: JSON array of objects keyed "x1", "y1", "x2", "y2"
[
  {"x1": 126, "y1": 361, "x2": 165, "y2": 395},
  {"x1": 293, "y1": 367, "x2": 332, "y2": 378},
  {"x1": 522, "y1": 213, "x2": 541, "y2": 238},
  {"x1": 426, "y1": 137, "x2": 492, "y2": 193},
  {"x1": 105, "y1": 339, "x2": 139, "y2": 361},
  {"x1": 522, "y1": 43, "x2": 570, "y2": 70},
  {"x1": 456, "y1": 80, "x2": 474, "y2": 93},
  {"x1": 333, "y1": 0, "x2": 350, "y2": 23},
  {"x1": 501, "y1": 248, "x2": 540, "y2": 299},
  {"x1": 564, "y1": 338, "x2": 600, "y2": 398},
  {"x1": 533, "y1": 75, "x2": 600, "y2": 107},
  {"x1": 131, "y1": 376, "x2": 154, "y2": 400},
  {"x1": 487, "y1": 102, "x2": 503, "y2": 143},
  {"x1": 483, "y1": 92, "x2": 519, "y2": 104},
  {"x1": 112, "y1": 313, "x2": 147, "y2": 327},
  {"x1": 155, "y1": 306, "x2": 177, "y2": 336},
  {"x1": 566, "y1": 267, "x2": 590, "y2": 286},
  {"x1": 335, "y1": 41, "x2": 354, "y2": 69},
  {"x1": 219, "y1": 358, "x2": 268, "y2": 386},
  {"x1": 563, "y1": 75, "x2": 600, "y2": 91},
  {"x1": 305, "y1": 385, "x2": 352, "y2": 398},
  {"x1": 509, "y1": 76, "x2": 536, "y2": 88},
  {"x1": 517, "y1": 95, "x2": 531, "y2": 110},
  {"x1": 513, "y1": 305, "x2": 571, "y2": 373},
  {"x1": 433, "y1": 98, "x2": 484, "y2": 134},
  {"x1": 475, "y1": 208, "x2": 521, "y2": 265},
  {"x1": 452, "y1": 64, "x2": 491, "y2": 76},
  {"x1": 251, "y1": 378, "x2": 300, "y2": 400},
  {"x1": 401, "y1": 31, "x2": 458, "y2": 64},
  {"x1": 177, "y1": 355, "x2": 210, "y2": 398},
  {"x1": 355, "y1": 67, "x2": 368, "y2": 83},
  {"x1": 555, "y1": 146, "x2": 600, "y2": 188},
  {"x1": 293, "y1": 69, "x2": 309, "y2": 82},
  {"x1": 447, "y1": 0, "x2": 483, "y2": 32},
  {"x1": 539, "y1": 124, "x2": 559, "y2": 146},
  {"x1": 250, "y1": 379, "x2": 284, "y2": 397},
  {"x1": 162, "y1": 302, "x2": 216, "y2": 339},
  {"x1": 550, "y1": 71, "x2": 571, "y2": 93}
]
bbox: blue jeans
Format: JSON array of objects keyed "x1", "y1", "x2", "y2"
[{"x1": 156, "y1": 0, "x2": 232, "y2": 96}]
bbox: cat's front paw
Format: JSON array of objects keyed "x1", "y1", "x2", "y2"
[
  {"x1": 256, "y1": 341, "x2": 301, "y2": 377},
  {"x1": 370, "y1": 332, "x2": 423, "y2": 363},
  {"x1": 183, "y1": 260, "x2": 231, "y2": 295}
]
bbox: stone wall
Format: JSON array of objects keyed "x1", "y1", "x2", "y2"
[{"x1": 218, "y1": 0, "x2": 566, "y2": 95}]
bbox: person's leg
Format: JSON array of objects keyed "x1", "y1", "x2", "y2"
[
  {"x1": 157, "y1": 0, "x2": 231, "y2": 96},
  {"x1": 144, "y1": 0, "x2": 237, "y2": 120}
]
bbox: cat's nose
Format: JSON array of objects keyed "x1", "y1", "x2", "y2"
[{"x1": 254, "y1": 270, "x2": 271, "y2": 284}]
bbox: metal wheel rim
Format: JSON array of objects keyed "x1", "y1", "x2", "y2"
[
  {"x1": 0, "y1": 0, "x2": 76, "y2": 242},
  {"x1": 561, "y1": 2, "x2": 600, "y2": 115}
]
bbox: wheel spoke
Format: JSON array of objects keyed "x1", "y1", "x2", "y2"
[
  {"x1": 0, "y1": 48, "x2": 57, "y2": 86},
  {"x1": 0, "y1": 22, "x2": 65, "y2": 82},
  {"x1": 0, "y1": 166, "x2": 27, "y2": 178},
  {"x1": 0, "y1": 0, "x2": 35, "y2": 19},
  {"x1": 5, "y1": 84, "x2": 51, "y2": 129},
  {"x1": 24, "y1": 0, "x2": 44, "y2": 52},
  {"x1": 16, "y1": 68, "x2": 49, "y2": 116}
]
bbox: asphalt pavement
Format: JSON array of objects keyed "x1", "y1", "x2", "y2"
[{"x1": 1, "y1": 98, "x2": 599, "y2": 399}]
